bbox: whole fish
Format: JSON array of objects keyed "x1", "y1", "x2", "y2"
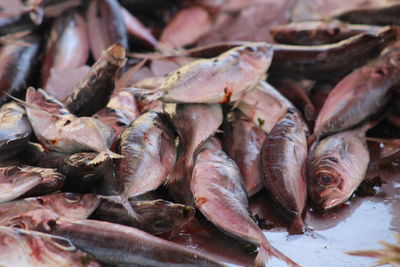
[
  {"x1": 132, "y1": 42, "x2": 273, "y2": 104},
  {"x1": 0, "y1": 102, "x2": 32, "y2": 161},
  {"x1": 223, "y1": 112, "x2": 266, "y2": 196},
  {"x1": 0, "y1": 34, "x2": 40, "y2": 103},
  {"x1": 93, "y1": 89, "x2": 140, "y2": 139},
  {"x1": 24, "y1": 87, "x2": 122, "y2": 165},
  {"x1": 237, "y1": 81, "x2": 295, "y2": 133},
  {"x1": 313, "y1": 40, "x2": 400, "y2": 138},
  {"x1": 93, "y1": 199, "x2": 195, "y2": 235},
  {"x1": 45, "y1": 218, "x2": 223, "y2": 266},
  {"x1": 114, "y1": 112, "x2": 176, "y2": 214},
  {"x1": 168, "y1": 104, "x2": 223, "y2": 185},
  {"x1": 41, "y1": 9, "x2": 89, "y2": 86},
  {"x1": 86, "y1": 0, "x2": 128, "y2": 60},
  {"x1": 191, "y1": 138, "x2": 299, "y2": 267},
  {"x1": 63, "y1": 43, "x2": 127, "y2": 116},
  {"x1": 308, "y1": 125, "x2": 370, "y2": 210},
  {"x1": 0, "y1": 227, "x2": 100, "y2": 267},
  {"x1": 0, "y1": 165, "x2": 64, "y2": 203},
  {"x1": 261, "y1": 109, "x2": 308, "y2": 234}
]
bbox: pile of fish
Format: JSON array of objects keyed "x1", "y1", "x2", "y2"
[{"x1": 0, "y1": 0, "x2": 400, "y2": 266}]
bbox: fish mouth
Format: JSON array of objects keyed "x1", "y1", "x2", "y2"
[{"x1": 317, "y1": 190, "x2": 348, "y2": 211}]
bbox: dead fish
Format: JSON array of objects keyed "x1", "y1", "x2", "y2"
[
  {"x1": 308, "y1": 124, "x2": 370, "y2": 210},
  {"x1": 0, "y1": 226, "x2": 100, "y2": 267},
  {"x1": 0, "y1": 102, "x2": 32, "y2": 161},
  {"x1": 13, "y1": 142, "x2": 45, "y2": 166},
  {"x1": 0, "y1": 34, "x2": 40, "y2": 103},
  {"x1": 160, "y1": 7, "x2": 211, "y2": 48},
  {"x1": 191, "y1": 138, "x2": 299, "y2": 267},
  {"x1": 0, "y1": 165, "x2": 64, "y2": 203},
  {"x1": 0, "y1": 192, "x2": 100, "y2": 229},
  {"x1": 93, "y1": 89, "x2": 140, "y2": 139},
  {"x1": 44, "y1": 218, "x2": 224, "y2": 266},
  {"x1": 261, "y1": 109, "x2": 308, "y2": 234},
  {"x1": 113, "y1": 112, "x2": 176, "y2": 215},
  {"x1": 223, "y1": 111, "x2": 266, "y2": 196},
  {"x1": 93, "y1": 199, "x2": 195, "y2": 235},
  {"x1": 313, "y1": 40, "x2": 400, "y2": 139},
  {"x1": 168, "y1": 104, "x2": 223, "y2": 184},
  {"x1": 237, "y1": 81, "x2": 295, "y2": 133},
  {"x1": 41, "y1": 9, "x2": 89, "y2": 86},
  {"x1": 131, "y1": 42, "x2": 273, "y2": 104},
  {"x1": 24, "y1": 87, "x2": 122, "y2": 165},
  {"x1": 86, "y1": 0, "x2": 128, "y2": 60},
  {"x1": 63, "y1": 43, "x2": 127, "y2": 116}
]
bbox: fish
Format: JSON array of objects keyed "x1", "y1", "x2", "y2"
[
  {"x1": 308, "y1": 124, "x2": 370, "y2": 210},
  {"x1": 261, "y1": 109, "x2": 308, "y2": 234},
  {"x1": 113, "y1": 112, "x2": 176, "y2": 215},
  {"x1": 0, "y1": 226, "x2": 100, "y2": 267},
  {"x1": 313, "y1": 40, "x2": 400, "y2": 139},
  {"x1": 191, "y1": 137, "x2": 299, "y2": 267},
  {"x1": 44, "y1": 218, "x2": 224, "y2": 266},
  {"x1": 0, "y1": 34, "x2": 40, "y2": 103},
  {"x1": 86, "y1": 0, "x2": 128, "y2": 60},
  {"x1": 131, "y1": 42, "x2": 273, "y2": 104},
  {"x1": 0, "y1": 102, "x2": 32, "y2": 161},
  {"x1": 41, "y1": 9, "x2": 89, "y2": 86},
  {"x1": 93, "y1": 199, "x2": 195, "y2": 235},
  {"x1": 63, "y1": 43, "x2": 127, "y2": 116},
  {"x1": 0, "y1": 165, "x2": 65, "y2": 203},
  {"x1": 223, "y1": 111, "x2": 266, "y2": 196},
  {"x1": 24, "y1": 87, "x2": 122, "y2": 165},
  {"x1": 237, "y1": 81, "x2": 295, "y2": 133}
]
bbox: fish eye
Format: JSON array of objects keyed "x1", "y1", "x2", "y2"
[
  {"x1": 317, "y1": 173, "x2": 334, "y2": 187},
  {"x1": 244, "y1": 46, "x2": 257, "y2": 52},
  {"x1": 62, "y1": 192, "x2": 80, "y2": 203},
  {"x1": 9, "y1": 222, "x2": 27, "y2": 229},
  {"x1": 4, "y1": 166, "x2": 20, "y2": 176}
]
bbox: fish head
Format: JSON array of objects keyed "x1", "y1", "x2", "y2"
[
  {"x1": 2, "y1": 209, "x2": 59, "y2": 231},
  {"x1": 235, "y1": 42, "x2": 273, "y2": 71},
  {"x1": 38, "y1": 193, "x2": 101, "y2": 219}
]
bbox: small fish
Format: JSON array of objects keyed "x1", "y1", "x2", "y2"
[
  {"x1": 113, "y1": 112, "x2": 176, "y2": 215},
  {"x1": 63, "y1": 43, "x2": 127, "y2": 116},
  {"x1": 308, "y1": 125, "x2": 370, "y2": 210},
  {"x1": 24, "y1": 87, "x2": 122, "y2": 165},
  {"x1": 93, "y1": 199, "x2": 195, "y2": 235},
  {"x1": 45, "y1": 218, "x2": 224, "y2": 266},
  {"x1": 313, "y1": 40, "x2": 400, "y2": 138},
  {"x1": 0, "y1": 102, "x2": 32, "y2": 161},
  {"x1": 223, "y1": 111, "x2": 266, "y2": 196},
  {"x1": 131, "y1": 42, "x2": 273, "y2": 104},
  {"x1": 191, "y1": 138, "x2": 299, "y2": 267},
  {"x1": 0, "y1": 165, "x2": 64, "y2": 203},
  {"x1": 261, "y1": 109, "x2": 308, "y2": 234},
  {"x1": 237, "y1": 81, "x2": 295, "y2": 133},
  {"x1": 0, "y1": 226, "x2": 100, "y2": 267}
]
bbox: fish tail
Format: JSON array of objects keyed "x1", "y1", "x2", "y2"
[
  {"x1": 254, "y1": 244, "x2": 272, "y2": 267},
  {"x1": 166, "y1": 155, "x2": 187, "y2": 184},
  {"x1": 88, "y1": 150, "x2": 124, "y2": 166},
  {"x1": 268, "y1": 244, "x2": 302, "y2": 267},
  {"x1": 288, "y1": 216, "x2": 306, "y2": 235},
  {"x1": 98, "y1": 195, "x2": 139, "y2": 220},
  {"x1": 126, "y1": 87, "x2": 163, "y2": 102}
]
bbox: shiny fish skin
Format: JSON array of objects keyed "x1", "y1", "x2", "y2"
[
  {"x1": 0, "y1": 102, "x2": 32, "y2": 161},
  {"x1": 0, "y1": 226, "x2": 100, "y2": 267},
  {"x1": 191, "y1": 138, "x2": 299, "y2": 267},
  {"x1": 46, "y1": 218, "x2": 224, "y2": 266},
  {"x1": 25, "y1": 88, "x2": 121, "y2": 164},
  {"x1": 133, "y1": 42, "x2": 273, "y2": 104},
  {"x1": 308, "y1": 126, "x2": 370, "y2": 210},
  {"x1": 94, "y1": 199, "x2": 195, "y2": 235},
  {"x1": 261, "y1": 109, "x2": 308, "y2": 234},
  {"x1": 313, "y1": 40, "x2": 400, "y2": 138},
  {"x1": 63, "y1": 43, "x2": 126, "y2": 116},
  {"x1": 223, "y1": 112, "x2": 266, "y2": 196}
]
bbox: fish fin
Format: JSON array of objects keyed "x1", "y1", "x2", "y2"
[
  {"x1": 126, "y1": 87, "x2": 163, "y2": 102},
  {"x1": 366, "y1": 138, "x2": 400, "y2": 158},
  {"x1": 269, "y1": 244, "x2": 302, "y2": 267},
  {"x1": 88, "y1": 150, "x2": 124, "y2": 166},
  {"x1": 254, "y1": 244, "x2": 272, "y2": 267},
  {"x1": 288, "y1": 216, "x2": 306, "y2": 235},
  {"x1": 166, "y1": 155, "x2": 187, "y2": 184},
  {"x1": 304, "y1": 103, "x2": 315, "y2": 122},
  {"x1": 98, "y1": 195, "x2": 139, "y2": 220}
]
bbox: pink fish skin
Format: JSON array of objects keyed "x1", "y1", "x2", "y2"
[
  {"x1": 261, "y1": 109, "x2": 308, "y2": 234},
  {"x1": 313, "y1": 40, "x2": 400, "y2": 138}
]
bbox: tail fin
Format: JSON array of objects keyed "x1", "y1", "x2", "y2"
[
  {"x1": 98, "y1": 195, "x2": 139, "y2": 220},
  {"x1": 288, "y1": 216, "x2": 306, "y2": 235},
  {"x1": 166, "y1": 155, "x2": 188, "y2": 184},
  {"x1": 88, "y1": 149, "x2": 124, "y2": 166},
  {"x1": 126, "y1": 87, "x2": 163, "y2": 103},
  {"x1": 366, "y1": 137, "x2": 400, "y2": 158},
  {"x1": 254, "y1": 244, "x2": 272, "y2": 267}
]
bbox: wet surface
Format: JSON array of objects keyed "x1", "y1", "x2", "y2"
[{"x1": 171, "y1": 157, "x2": 400, "y2": 267}]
